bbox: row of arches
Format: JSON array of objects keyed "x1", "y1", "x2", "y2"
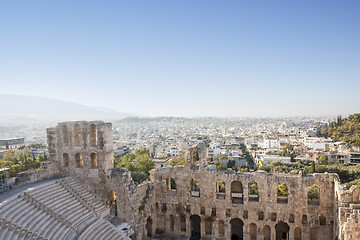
[
  {"x1": 185, "y1": 178, "x2": 320, "y2": 204},
  {"x1": 62, "y1": 152, "x2": 98, "y2": 168},
  {"x1": 61, "y1": 123, "x2": 97, "y2": 146},
  {"x1": 146, "y1": 215, "x2": 314, "y2": 240}
]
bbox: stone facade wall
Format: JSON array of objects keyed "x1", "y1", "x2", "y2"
[
  {"x1": 141, "y1": 164, "x2": 337, "y2": 240},
  {"x1": 43, "y1": 121, "x2": 360, "y2": 240},
  {"x1": 337, "y1": 185, "x2": 360, "y2": 240},
  {"x1": 47, "y1": 121, "x2": 114, "y2": 199}
]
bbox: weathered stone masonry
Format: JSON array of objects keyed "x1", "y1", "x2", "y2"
[
  {"x1": 140, "y1": 155, "x2": 337, "y2": 240},
  {"x1": 43, "y1": 121, "x2": 360, "y2": 240}
]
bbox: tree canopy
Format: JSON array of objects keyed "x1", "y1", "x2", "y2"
[
  {"x1": 114, "y1": 148, "x2": 155, "y2": 184},
  {"x1": 321, "y1": 113, "x2": 360, "y2": 146}
]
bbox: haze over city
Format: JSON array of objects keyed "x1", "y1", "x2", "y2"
[{"x1": 1, "y1": 1, "x2": 359, "y2": 117}]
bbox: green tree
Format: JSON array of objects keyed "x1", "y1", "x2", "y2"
[
  {"x1": 319, "y1": 154, "x2": 328, "y2": 165},
  {"x1": 277, "y1": 183, "x2": 288, "y2": 196},
  {"x1": 249, "y1": 182, "x2": 259, "y2": 195},
  {"x1": 308, "y1": 184, "x2": 319, "y2": 200}
]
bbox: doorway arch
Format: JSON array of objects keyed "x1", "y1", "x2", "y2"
[
  {"x1": 230, "y1": 218, "x2": 243, "y2": 240},
  {"x1": 190, "y1": 215, "x2": 201, "y2": 240},
  {"x1": 275, "y1": 221, "x2": 289, "y2": 240}
]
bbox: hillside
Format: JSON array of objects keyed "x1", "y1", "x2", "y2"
[
  {"x1": 321, "y1": 113, "x2": 360, "y2": 146},
  {"x1": 0, "y1": 94, "x2": 133, "y2": 121}
]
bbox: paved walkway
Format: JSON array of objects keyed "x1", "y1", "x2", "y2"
[{"x1": 0, "y1": 177, "x2": 63, "y2": 204}]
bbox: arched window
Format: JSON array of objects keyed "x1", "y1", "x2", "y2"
[
  {"x1": 167, "y1": 177, "x2": 176, "y2": 190},
  {"x1": 90, "y1": 152, "x2": 98, "y2": 168},
  {"x1": 216, "y1": 180, "x2": 226, "y2": 199},
  {"x1": 89, "y1": 123, "x2": 97, "y2": 146},
  {"x1": 302, "y1": 215, "x2": 307, "y2": 224},
  {"x1": 62, "y1": 125, "x2": 69, "y2": 145},
  {"x1": 308, "y1": 184, "x2": 320, "y2": 205},
  {"x1": 191, "y1": 179, "x2": 200, "y2": 197},
  {"x1": 75, "y1": 153, "x2": 84, "y2": 167},
  {"x1": 231, "y1": 181, "x2": 243, "y2": 203},
  {"x1": 74, "y1": 123, "x2": 81, "y2": 146},
  {"x1": 63, "y1": 153, "x2": 70, "y2": 167},
  {"x1": 250, "y1": 223, "x2": 257, "y2": 240},
  {"x1": 277, "y1": 183, "x2": 288, "y2": 204},
  {"x1": 249, "y1": 182, "x2": 259, "y2": 202},
  {"x1": 289, "y1": 214, "x2": 294, "y2": 223},
  {"x1": 319, "y1": 216, "x2": 326, "y2": 225},
  {"x1": 217, "y1": 180, "x2": 226, "y2": 193}
]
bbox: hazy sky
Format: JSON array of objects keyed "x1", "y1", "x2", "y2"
[{"x1": 0, "y1": 1, "x2": 359, "y2": 117}]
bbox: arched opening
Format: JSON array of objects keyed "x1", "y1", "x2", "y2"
[
  {"x1": 191, "y1": 179, "x2": 200, "y2": 197},
  {"x1": 74, "y1": 123, "x2": 81, "y2": 146},
  {"x1": 75, "y1": 153, "x2": 84, "y2": 167},
  {"x1": 277, "y1": 183, "x2": 288, "y2": 203},
  {"x1": 205, "y1": 217, "x2": 212, "y2": 236},
  {"x1": 308, "y1": 184, "x2": 320, "y2": 205},
  {"x1": 90, "y1": 152, "x2": 98, "y2": 168},
  {"x1": 180, "y1": 214, "x2": 186, "y2": 232},
  {"x1": 319, "y1": 216, "x2": 326, "y2": 225},
  {"x1": 62, "y1": 125, "x2": 69, "y2": 145},
  {"x1": 310, "y1": 228, "x2": 317, "y2": 240},
  {"x1": 230, "y1": 218, "x2": 243, "y2": 240},
  {"x1": 146, "y1": 217, "x2": 153, "y2": 237},
  {"x1": 231, "y1": 181, "x2": 243, "y2": 203},
  {"x1": 218, "y1": 220, "x2": 224, "y2": 236},
  {"x1": 302, "y1": 215, "x2": 307, "y2": 224},
  {"x1": 63, "y1": 153, "x2": 70, "y2": 167},
  {"x1": 169, "y1": 215, "x2": 174, "y2": 231},
  {"x1": 107, "y1": 190, "x2": 117, "y2": 216},
  {"x1": 249, "y1": 182, "x2": 259, "y2": 202},
  {"x1": 216, "y1": 180, "x2": 226, "y2": 199},
  {"x1": 167, "y1": 177, "x2": 176, "y2": 190},
  {"x1": 264, "y1": 225, "x2": 271, "y2": 240},
  {"x1": 294, "y1": 227, "x2": 301, "y2": 240},
  {"x1": 89, "y1": 123, "x2": 97, "y2": 146},
  {"x1": 250, "y1": 223, "x2": 257, "y2": 240},
  {"x1": 275, "y1": 221, "x2": 289, "y2": 240},
  {"x1": 190, "y1": 215, "x2": 201, "y2": 240},
  {"x1": 289, "y1": 214, "x2": 294, "y2": 223}
]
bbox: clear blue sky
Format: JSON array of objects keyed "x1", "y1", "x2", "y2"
[{"x1": 0, "y1": 1, "x2": 359, "y2": 117}]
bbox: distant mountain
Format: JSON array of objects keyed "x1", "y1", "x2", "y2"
[{"x1": 0, "y1": 94, "x2": 134, "y2": 121}]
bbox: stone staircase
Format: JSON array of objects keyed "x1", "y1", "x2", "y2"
[{"x1": 0, "y1": 177, "x2": 130, "y2": 240}]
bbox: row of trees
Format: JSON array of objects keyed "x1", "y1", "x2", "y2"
[
  {"x1": 0, "y1": 148, "x2": 47, "y2": 178},
  {"x1": 114, "y1": 148, "x2": 155, "y2": 184}
]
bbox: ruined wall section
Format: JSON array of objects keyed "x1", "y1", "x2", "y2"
[
  {"x1": 143, "y1": 165, "x2": 337, "y2": 240},
  {"x1": 47, "y1": 121, "x2": 114, "y2": 200},
  {"x1": 337, "y1": 185, "x2": 360, "y2": 240},
  {"x1": 105, "y1": 168, "x2": 155, "y2": 240}
]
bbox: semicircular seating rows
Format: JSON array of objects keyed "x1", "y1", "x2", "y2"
[{"x1": 0, "y1": 177, "x2": 131, "y2": 240}]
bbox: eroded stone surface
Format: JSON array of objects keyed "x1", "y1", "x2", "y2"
[{"x1": 14, "y1": 120, "x2": 358, "y2": 240}]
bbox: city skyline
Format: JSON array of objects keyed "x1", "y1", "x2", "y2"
[{"x1": 0, "y1": 1, "x2": 359, "y2": 117}]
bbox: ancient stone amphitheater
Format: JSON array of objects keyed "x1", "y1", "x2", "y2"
[
  {"x1": 0, "y1": 121, "x2": 360, "y2": 240},
  {"x1": 0, "y1": 177, "x2": 130, "y2": 240}
]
